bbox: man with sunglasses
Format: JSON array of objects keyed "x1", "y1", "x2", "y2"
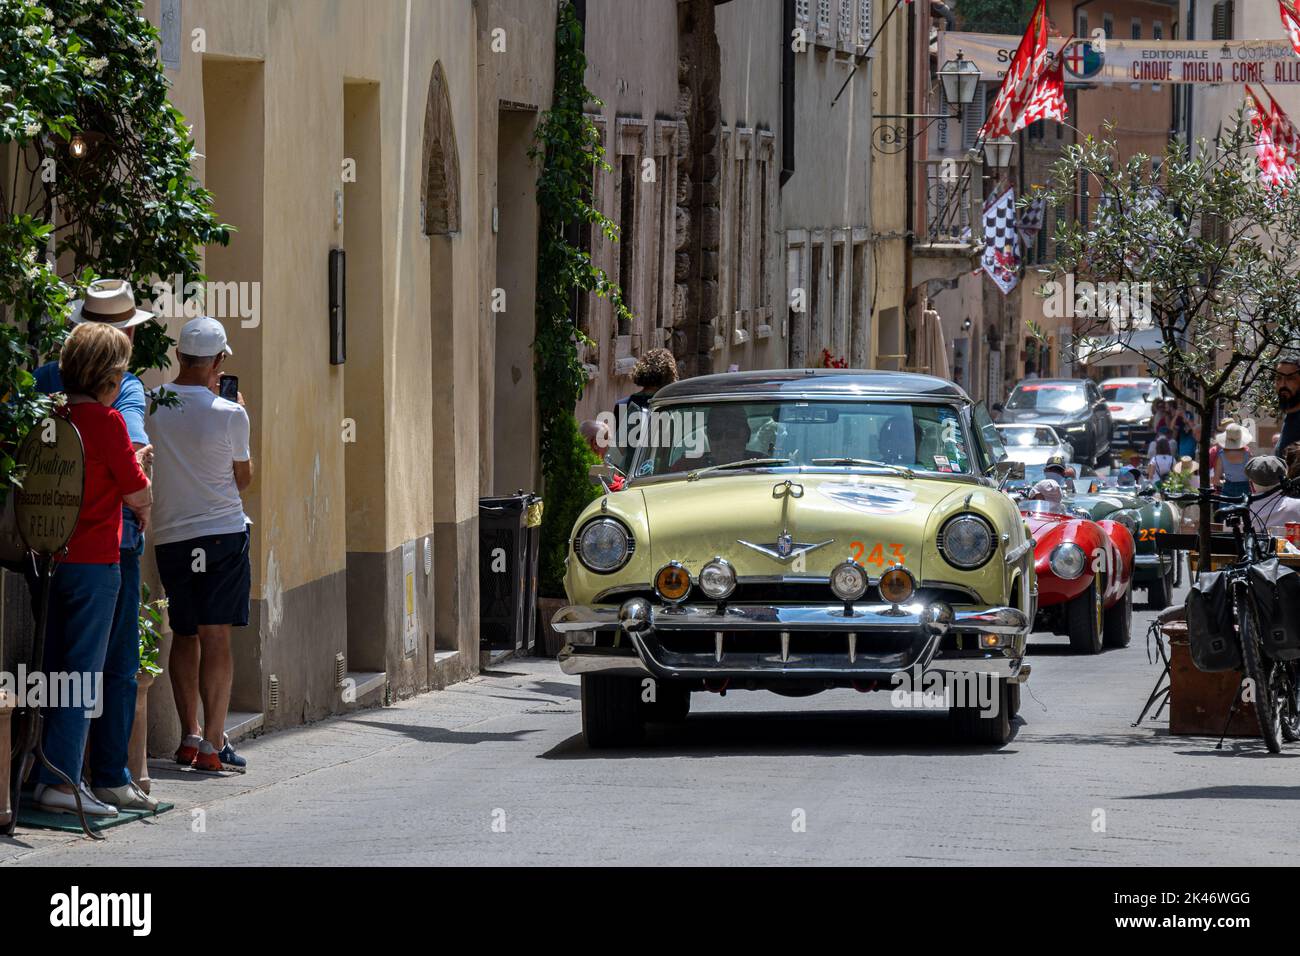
[{"x1": 1276, "y1": 356, "x2": 1300, "y2": 458}]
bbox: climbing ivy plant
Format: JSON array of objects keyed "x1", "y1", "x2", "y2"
[{"x1": 531, "y1": 0, "x2": 633, "y2": 595}]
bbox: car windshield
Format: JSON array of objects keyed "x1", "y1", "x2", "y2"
[
  {"x1": 1005, "y1": 382, "x2": 1089, "y2": 413},
  {"x1": 1018, "y1": 498, "x2": 1072, "y2": 517},
  {"x1": 1102, "y1": 382, "x2": 1151, "y2": 403},
  {"x1": 627, "y1": 400, "x2": 974, "y2": 477},
  {"x1": 997, "y1": 425, "x2": 1060, "y2": 447}
]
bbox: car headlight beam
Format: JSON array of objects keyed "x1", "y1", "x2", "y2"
[
  {"x1": 938, "y1": 514, "x2": 996, "y2": 570},
  {"x1": 575, "y1": 517, "x2": 634, "y2": 573}
]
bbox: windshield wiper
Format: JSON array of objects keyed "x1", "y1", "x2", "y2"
[
  {"x1": 811, "y1": 457, "x2": 915, "y2": 478},
  {"x1": 686, "y1": 457, "x2": 791, "y2": 480}
]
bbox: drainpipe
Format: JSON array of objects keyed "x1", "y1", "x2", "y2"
[
  {"x1": 1185, "y1": 0, "x2": 1195, "y2": 160},
  {"x1": 781, "y1": 0, "x2": 795, "y2": 186}
]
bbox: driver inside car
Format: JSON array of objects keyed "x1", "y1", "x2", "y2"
[{"x1": 670, "y1": 404, "x2": 752, "y2": 471}]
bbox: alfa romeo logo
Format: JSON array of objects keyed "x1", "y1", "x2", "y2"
[{"x1": 1064, "y1": 40, "x2": 1104, "y2": 81}]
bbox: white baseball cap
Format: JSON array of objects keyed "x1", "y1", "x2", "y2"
[{"x1": 178, "y1": 315, "x2": 233, "y2": 357}]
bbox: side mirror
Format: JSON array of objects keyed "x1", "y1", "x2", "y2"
[
  {"x1": 993, "y1": 460, "x2": 1025, "y2": 482},
  {"x1": 589, "y1": 464, "x2": 616, "y2": 490}
]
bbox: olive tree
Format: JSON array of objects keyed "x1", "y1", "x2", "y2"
[{"x1": 1036, "y1": 114, "x2": 1300, "y2": 570}]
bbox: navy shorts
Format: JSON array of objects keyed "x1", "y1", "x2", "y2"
[{"x1": 155, "y1": 530, "x2": 251, "y2": 635}]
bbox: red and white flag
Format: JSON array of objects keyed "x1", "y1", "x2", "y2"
[
  {"x1": 1280, "y1": 1, "x2": 1300, "y2": 57},
  {"x1": 1247, "y1": 86, "x2": 1299, "y2": 188},
  {"x1": 979, "y1": 0, "x2": 1069, "y2": 140}
]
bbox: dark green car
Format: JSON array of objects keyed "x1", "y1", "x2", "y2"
[{"x1": 1064, "y1": 476, "x2": 1182, "y2": 608}]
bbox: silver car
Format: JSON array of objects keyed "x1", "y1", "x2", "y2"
[
  {"x1": 994, "y1": 424, "x2": 1075, "y2": 466},
  {"x1": 1100, "y1": 377, "x2": 1170, "y2": 450}
]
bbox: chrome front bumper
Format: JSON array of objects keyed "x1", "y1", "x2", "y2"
[{"x1": 552, "y1": 601, "x2": 1031, "y2": 682}]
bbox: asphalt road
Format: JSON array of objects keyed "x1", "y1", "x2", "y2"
[{"x1": 4, "y1": 578, "x2": 1296, "y2": 866}]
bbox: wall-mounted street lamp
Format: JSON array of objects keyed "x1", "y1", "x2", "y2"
[
  {"x1": 939, "y1": 51, "x2": 982, "y2": 109},
  {"x1": 982, "y1": 136, "x2": 1015, "y2": 170},
  {"x1": 872, "y1": 50, "x2": 982, "y2": 155}
]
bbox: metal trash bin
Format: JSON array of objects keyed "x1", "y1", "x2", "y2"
[{"x1": 479, "y1": 492, "x2": 543, "y2": 658}]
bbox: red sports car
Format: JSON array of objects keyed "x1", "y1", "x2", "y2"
[{"x1": 1019, "y1": 499, "x2": 1136, "y2": 654}]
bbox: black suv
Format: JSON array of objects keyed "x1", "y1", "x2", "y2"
[{"x1": 997, "y1": 378, "x2": 1113, "y2": 466}]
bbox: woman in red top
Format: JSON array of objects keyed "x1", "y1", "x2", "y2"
[{"x1": 33, "y1": 323, "x2": 152, "y2": 818}]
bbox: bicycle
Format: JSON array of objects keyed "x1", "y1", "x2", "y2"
[{"x1": 1172, "y1": 481, "x2": 1300, "y2": 753}]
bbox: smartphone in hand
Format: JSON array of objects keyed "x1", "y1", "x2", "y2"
[{"x1": 219, "y1": 374, "x2": 239, "y2": 403}]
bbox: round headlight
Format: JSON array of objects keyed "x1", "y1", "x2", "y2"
[
  {"x1": 575, "y1": 518, "x2": 633, "y2": 573},
  {"x1": 830, "y1": 559, "x2": 869, "y2": 602},
  {"x1": 654, "y1": 562, "x2": 692, "y2": 603},
  {"x1": 1049, "y1": 542, "x2": 1087, "y2": 580},
  {"x1": 699, "y1": 557, "x2": 737, "y2": 599},
  {"x1": 878, "y1": 565, "x2": 916, "y2": 605},
  {"x1": 939, "y1": 514, "x2": 995, "y2": 570}
]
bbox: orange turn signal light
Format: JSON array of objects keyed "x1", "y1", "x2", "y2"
[
  {"x1": 878, "y1": 565, "x2": 916, "y2": 605},
  {"x1": 655, "y1": 562, "x2": 692, "y2": 603}
]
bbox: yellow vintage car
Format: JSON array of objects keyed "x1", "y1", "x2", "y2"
[{"x1": 553, "y1": 370, "x2": 1036, "y2": 746}]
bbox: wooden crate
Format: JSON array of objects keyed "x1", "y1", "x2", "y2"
[{"x1": 1168, "y1": 635, "x2": 1259, "y2": 737}]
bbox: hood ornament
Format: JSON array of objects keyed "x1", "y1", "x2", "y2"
[{"x1": 737, "y1": 537, "x2": 834, "y2": 563}]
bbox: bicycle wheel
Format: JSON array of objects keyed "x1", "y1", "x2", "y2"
[
  {"x1": 1236, "y1": 586, "x2": 1283, "y2": 753},
  {"x1": 1281, "y1": 662, "x2": 1300, "y2": 744}
]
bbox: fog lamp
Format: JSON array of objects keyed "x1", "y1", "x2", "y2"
[
  {"x1": 830, "y1": 559, "x2": 869, "y2": 602},
  {"x1": 654, "y1": 562, "x2": 692, "y2": 604},
  {"x1": 878, "y1": 565, "x2": 916, "y2": 605}
]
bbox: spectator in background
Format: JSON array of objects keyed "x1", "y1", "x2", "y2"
[
  {"x1": 33, "y1": 323, "x2": 152, "y2": 817},
  {"x1": 32, "y1": 280, "x2": 160, "y2": 814},
  {"x1": 610, "y1": 348, "x2": 678, "y2": 475},
  {"x1": 1148, "y1": 437, "x2": 1176, "y2": 482},
  {"x1": 149, "y1": 317, "x2": 253, "y2": 775},
  {"x1": 1274, "y1": 356, "x2": 1300, "y2": 458},
  {"x1": 1214, "y1": 423, "x2": 1253, "y2": 501},
  {"x1": 580, "y1": 419, "x2": 624, "y2": 491},
  {"x1": 1147, "y1": 425, "x2": 1173, "y2": 459}
]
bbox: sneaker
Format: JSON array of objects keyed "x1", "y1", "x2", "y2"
[
  {"x1": 92, "y1": 781, "x2": 159, "y2": 813},
  {"x1": 192, "y1": 737, "x2": 246, "y2": 774},
  {"x1": 35, "y1": 783, "x2": 118, "y2": 818},
  {"x1": 175, "y1": 734, "x2": 202, "y2": 765}
]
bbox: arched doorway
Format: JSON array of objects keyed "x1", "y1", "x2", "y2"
[{"x1": 420, "y1": 61, "x2": 470, "y2": 671}]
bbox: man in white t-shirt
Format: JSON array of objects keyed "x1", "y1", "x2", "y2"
[{"x1": 149, "y1": 316, "x2": 254, "y2": 774}]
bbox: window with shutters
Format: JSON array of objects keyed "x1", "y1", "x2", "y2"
[
  {"x1": 838, "y1": 0, "x2": 852, "y2": 45},
  {"x1": 1153, "y1": 20, "x2": 1164, "y2": 40},
  {"x1": 1103, "y1": 13, "x2": 1113, "y2": 38},
  {"x1": 1077, "y1": 11, "x2": 1087, "y2": 37},
  {"x1": 795, "y1": 0, "x2": 810, "y2": 25},
  {"x1": 817, "y1": 0, "x2": 832, "y2": 41},
  {"x1": 1131, "y1": 17, "x2": 1142, "y2": 40},
  {"x1": 961, "y1": 84, "x2": 987, "y2": 152},
  {"x1": 857, "y1": 0, "x2": 872, "y2": 49},
  {"x1": 937, "y1": 86, "x2": 949, "y2": 151},
  {"x1": 1212, "y1": 1, "x2": 1234, "y2": 41}
]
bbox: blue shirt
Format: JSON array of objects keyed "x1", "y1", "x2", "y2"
[{"x1": 34, "y1": 361, "x2": 148, "y2": 551}]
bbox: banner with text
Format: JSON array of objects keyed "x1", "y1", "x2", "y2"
[{"x1": 941, "y1": 32, "x2": 1300, "y2": 86}]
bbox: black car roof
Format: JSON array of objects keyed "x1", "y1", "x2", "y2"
[{"x1": 651, "y1": 368, "x2": 970, "y2": 404}]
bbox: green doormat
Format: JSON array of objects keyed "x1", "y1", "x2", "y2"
[{"x1": 18, "y1": 802, "x2": 174, "y2": 833}]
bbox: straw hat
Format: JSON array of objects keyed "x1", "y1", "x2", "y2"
[
  {"x1": 1172, "y1": 456, "x2": 1199, "y2": 476},
  {"x1": 69, "y1": 278, "x2": 154, "y2": 329},
  {"x1": 1216, "y1": 423, "x2": 1254, "y2": 449}
]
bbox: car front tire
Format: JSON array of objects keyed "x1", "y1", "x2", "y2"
[
  {"x1": 581, "y1": 674, "x2": 646, "y2": 748},
  {"x1": 950, "y1": 677, "x2": 1013, "y2": 745},
  {"x1": 1103, "y1": 583, "x2": 1132, "y2": 648},
  {"x1": 1067, "y1": 576, "x2": 1104, "y2": 654}
]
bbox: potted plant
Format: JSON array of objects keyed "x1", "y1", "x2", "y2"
[{"x1": 129, "y1": 584, "x2": 167, "y2": 793}]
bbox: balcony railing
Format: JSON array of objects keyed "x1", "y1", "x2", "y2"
[{"x1": 916, "y1": 156, "x2": 983, "y2": 247}]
